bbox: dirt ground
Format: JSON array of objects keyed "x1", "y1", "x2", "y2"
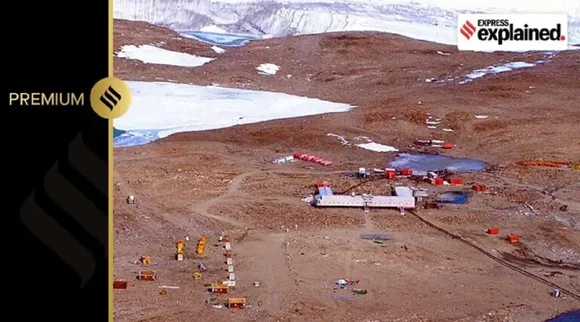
[{"x1": 112, "y1": 19, "x2": 580, "y2": 322}]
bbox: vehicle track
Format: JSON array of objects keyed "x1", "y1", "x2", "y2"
[{"x1": 408, "y1": 209, "x2": 580, "y2": 302}]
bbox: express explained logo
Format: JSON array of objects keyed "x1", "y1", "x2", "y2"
[
  {"x1": 460, "y1": 21, "x2": 477, "y2": 40},
  {"x1": 460, "y1": 19, "x2": 565, "y2": 45}
]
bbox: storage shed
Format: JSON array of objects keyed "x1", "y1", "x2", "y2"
[
  {"x1": 228, "y1": 298, "x2": 246, "y2": 309},
  {"x1": 211, "y1": 283, "x2": 229, "y2": 294},
  {"x1": 138, "y1": 270, "x2": 156, "y2": 281}
]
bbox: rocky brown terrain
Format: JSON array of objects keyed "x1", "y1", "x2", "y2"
[{"x1": 112, "y1": 19, "x2": 580, "y2": 322}]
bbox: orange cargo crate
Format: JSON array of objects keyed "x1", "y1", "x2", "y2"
[
  {"x1": 113, "y1": 281, "x2": 128, "y2": 289},
  {"x1": 506, "y1": 234, "x2": 519, "y2": 243},
  {"x1": 472, "y1": 184, "x2": 487, "y2": 192},
  {"x1": 450, "y1": 177, "x2": 464, "y2": 185}
]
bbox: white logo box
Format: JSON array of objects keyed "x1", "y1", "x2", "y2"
[{"x1": 458, "y1": 14, "x2": 569, "y2": 51}]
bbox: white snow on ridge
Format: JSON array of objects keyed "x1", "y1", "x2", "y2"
[
  {"x1": 257, "y1": 63, "x2": 280, "y2": 75},
  {"x1": 117, "y1": 45, "x2": 215, "y2": 67},
  {"x1": 211, "y1": 45, "x2": 226, "y2": 53},
  {"x1": 114, "y1": 81, "x2": 353, "y2": 147},
  {"x1": 114, "y1": 0, "x2": 580, "y2": 47}
]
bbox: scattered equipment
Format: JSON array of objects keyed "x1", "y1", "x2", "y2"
[
  {"x1": 357, "y1": 168, "x2": 370, "y2": 179},
  {"x1": 138, "y1": 270, "x2": 157, "y2": 281},
  {"x1": 176, "y1": 240, "x2": 185, "y2": 261},
  {"x1": 193, "y1": 272, "x2": 202, "y2": 280},
  {"x1": 140, "y1": 256, "x2": 151, "y2": 265},
  {"x1": 197, "y1": 236, "x2": 207, "y2": 255}
]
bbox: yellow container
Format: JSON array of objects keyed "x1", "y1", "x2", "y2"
[{"x1": 572, "y1": 163, "x2": 580, "y2": 170}]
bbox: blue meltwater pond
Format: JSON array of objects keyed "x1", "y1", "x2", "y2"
[
  {"x1": 388, "y1": 153, "x2": 487, "y2": 172},
  {"x1": 546, "y1": 311, "x2": 580, "y2": 322}
]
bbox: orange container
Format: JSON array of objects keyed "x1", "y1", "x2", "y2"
[
  {"x1": 386, "y1": 171, "x2": 396, "y2": 179},
  {"x1": 487, "y1": 227, "x2": 500, "y2": 235},
  {"x1": 442, "y1": 143, "x2": 453, "y2": 149},
  {"x1": 472, "y1": 184, "x2": 487, "y2": 192},
  {"x1": 450, "y1": 177, "x2": 464, "y2": 185},
  {"x1": 113, "y1": 281, "x2": 128, "y2": 289},
  {"x1": 507, "y1": 234, "x2": 519, "y2": 243},
  {"x1": 401, "y1": 168, "x2": 413, "y2": 176}
]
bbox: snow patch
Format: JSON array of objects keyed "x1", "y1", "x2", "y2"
[
  {"x1": 200, "y1": 25, "x2": 227, "y2": 33},
  {"x1": 117, "y1": 45, "x2": 214, "y2": 67},
  {"x1": 257, "y1": 63, "x2": 280, "y2": 75},
  {"x1": 459, "y1": 62, "x2": 536, "y2": 84},
  {"x1": 211, "y1": 45, "x2": 226, "y2": 54},
  {"x1": 357, "y1": 142, "x2": 399, "y2": 152},
  {"x1": 114, "y1": 81, "x2": 352, "y2": 147}
]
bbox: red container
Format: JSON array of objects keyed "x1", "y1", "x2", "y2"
[
  {"x1": 401, "y1": 168, "x2": 413, "y2": 176},
  {"x1": 300, "y1": 154, "x2": 310, "y2": 160},
  {"x1": 293, "y1": 152, "x2": 302, "y2": 159},
  {"x1": 450, "y1": 177, "x2": 464, "y2": 185},
  {"x1": 312, "y1": 157, "x2": 323, "y2": 163},
  {"x1": 487, "y1": 227, "x2": 500, "y2": 235},
  {"x1": 386, "y1": 171, "x2": 396, "y2": 179},
  {"x1": 472, "y1": 184, "x2": 487, "y2": 192},
  {"x1": 113, "y1": 281, "x2": 128, "y2": 289},
  {"x1": 442, "y1": 143, "x2": 453, "y2": 149},
  {"x1": 507, "y1": 234, "x2": 519, "y2": 243},
  {"x1": 433, "y1": 178, "x2": 444, "y2": 185},
  {"x1": 306, "y1": 155, "x2": 317, "y2": 161}
]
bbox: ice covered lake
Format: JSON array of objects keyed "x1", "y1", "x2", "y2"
[
  {"x1": 113, "y1": 81, "x2": 353, "y2": 148},
  {"x1": 179, "y1": 30, "x2": 262, "y2": 47}
]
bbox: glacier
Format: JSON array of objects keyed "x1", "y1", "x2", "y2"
[{"x1": 114, "y1": 0, "x2": 580, "y2": 46}]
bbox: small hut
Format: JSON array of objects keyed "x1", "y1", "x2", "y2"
[{"x1": 227, "y1": 298, "x2": 246, "y2": 309}]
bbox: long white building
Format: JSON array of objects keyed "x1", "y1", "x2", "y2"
[{"x1": 312, "y1": 195, "x2": 415, "y2": 209}]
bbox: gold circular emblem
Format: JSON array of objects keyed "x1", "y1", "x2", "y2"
[{"x1": 90, "y1": 77, "x2": 132, "y2": 119}]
